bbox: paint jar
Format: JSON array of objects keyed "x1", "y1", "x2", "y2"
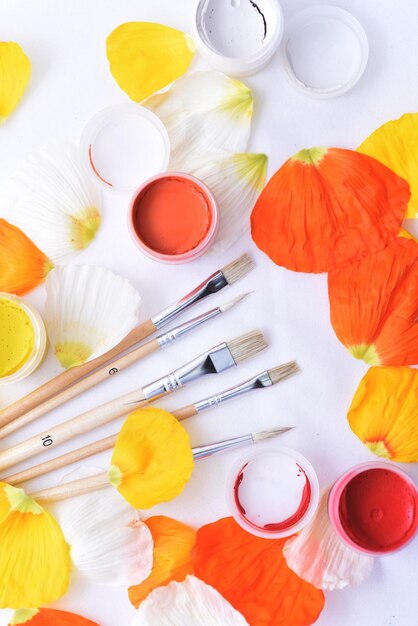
[
  {"x1": 227, "y1": 447, "x2": 319, "y2": 538},
  {"x1": 80, "y1": 104, "x2": 170, "y2": 193},
  {"x1": 0, "y1": 293, "x2": 47, "y2": 385},
  {"x1": 193, "y1": 0, "x2": 284, "y2": 76},
  {"x1": 281, "y1": 6, "x2": 369, "y2": 98},
  {"x1": 328, "y1": 462, "x2": 418, "y2": 556},
  {"x1": 129, "y1": 172, "x2": 219, "y2": 264}
]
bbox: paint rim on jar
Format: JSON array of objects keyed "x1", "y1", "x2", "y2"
[
  {"x1": 227, "y1": 446, "x2": 320, "y2": 539},
  {"x1": 328, "y1": 461, "x2": 418, "y2": 556},
  {"x1": 80, "y1": 103, "x2": 170, "y2": 193},
  {"x1": 0, "y1": 292, "x2": 47, "y2": 385},
  {"x1": 128, "y1": 172, "x2": 219, "y2": 264},
  {"x1": 193, "y1": 0, "x2": 284, "y2": 76}
]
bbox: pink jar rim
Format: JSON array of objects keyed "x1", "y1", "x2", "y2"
[
  {"x1": 128, "y1": 172, "x2": 219, "y2": 264},
  {"x1": 328, "y1": 461, "x2": 418, "y2": 556}
]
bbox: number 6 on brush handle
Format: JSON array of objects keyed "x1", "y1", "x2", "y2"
[{"x1": 0, "y1": 321, "x2": 155, "y2": 428}]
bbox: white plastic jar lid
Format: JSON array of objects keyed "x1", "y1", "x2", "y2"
[
  {"x1": 193, "y1": 0, "x2": 284, "y2": 76},
  {"x1": 80, "y1": 104, "x2": 170, "y2": 193},
  {"x1": 281, "y1": 6, "x2": 369, "y2": 98}
]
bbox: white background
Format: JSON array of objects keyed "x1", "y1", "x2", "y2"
[{"x1": 1, "y1": 1, "x2": 417, "y2": 625}]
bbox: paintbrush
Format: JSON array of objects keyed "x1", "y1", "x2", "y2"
[
  {"x1": 4, "y1": 362, "x2": 299, "y2": 485},
  {"x1": 0, "y1": 292, "x2": 250, "y2": 439},
  {"x1": 31, "y1": 427, "x2": 293, "y2": 503},
  {"x1": 0, "y1": 330, "x2": 267, "y2": 473},
  {"x1": 0, "y1": 253, "x2": 254, "y2": 427}
]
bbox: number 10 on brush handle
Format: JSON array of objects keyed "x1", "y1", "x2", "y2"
[{"x1": 0, "y1": 389, "x2": 148, "y2": 472}]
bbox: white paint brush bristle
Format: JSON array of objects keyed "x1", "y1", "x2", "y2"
[
  {"x1": 227, "y1": 330, "x2": 267, "y2": 365},
  {"x1": 252, "y1": 427, "x2": 294, "y2": 442},
  {"x1": 268, "y1": 361, "x2": 300, "y2": 385},
  {"x1": 221, "y1": 253, "x2": 254, "y2": 285},
  {"x1": 219, "y1": 292, "x2": 252, "y2": 313}
]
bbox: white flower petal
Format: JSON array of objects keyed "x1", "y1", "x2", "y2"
[
  {"x1": 144, "y1": 71, "x2": 253, "y2": 171},
  {"x1": 3, "y1": 141, "x2": 101, "y2": 262},
  {"x1": 55, "y1": 468, "x2": 153, "y2": 587},
  {"x1": 45, "y1": 264, "x2": 141, "y2": 369},
  {"x1": 186, "y1": 152, "x2": 267, "y2": 252},
  {"x1": 283, "y1": 490, "x2": 374, "y2": 590},
  {"x1": 133, "y1": 576, "x2": 249, "y2": 626}
]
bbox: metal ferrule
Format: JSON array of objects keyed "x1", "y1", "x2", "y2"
[
  {"x1": 194, "y1": 370, "x2": 272, "y2": 413},
  {"x1": 141, "y1": 342, "x2": 235, "y2": 400},
  {"x1": 156, "y1": 307, "x2": 221, "y2": 348},
  {"x1": 151, "y1": 270, "x2": 227, "y2": 329},
  {"x1": 192, "y1": 434, "x2": 252, "y2": 460}
]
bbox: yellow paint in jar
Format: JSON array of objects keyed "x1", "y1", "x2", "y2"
[{"x1": 0, "y1": 296, "x2": 35, "y2": 378}]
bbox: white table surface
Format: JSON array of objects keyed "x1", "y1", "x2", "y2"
[{"x1": 0, "y1": 1, "x2": 417, "y2": 624}]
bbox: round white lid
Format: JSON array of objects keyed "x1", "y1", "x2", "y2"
[{"x1": 281, "y1": 6, "x2": 369, "y2": 98}]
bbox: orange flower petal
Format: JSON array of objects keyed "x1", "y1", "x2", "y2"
[
  {"x1": 129, "y1": 515, "x2": 196, "y2": 608},
  {"x1": 0, "y1": 219, "x2": 53, "y2": 295},
  {"x1": 328, "y1": 237, "x2": 418, "y2": 365},
  {"x1": 9, "y1": 608, "x2": 101, "y2": 625},
  {"x1": 347, "y1": 366, "x2": 418, "y2": 462},
  {"x1": 251, "y1": 147, "x2": 409, "y2": 273},
  {"x1": 194, "y1": 517, "x2": 325, "y2": 626}
]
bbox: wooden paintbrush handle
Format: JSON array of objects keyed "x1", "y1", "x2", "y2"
[
  {"x1": 4, "y1": 434, "x2": 119, "y2": 486},
  {"x1": 0, "y1": 390, "x2": 148, "y2": 472},
  {"x1": 33, "y1": 472, "x2": 111, "y2": 503},
  {"x1": 0, "y1": 338, "x2": 160, "y2": 440},
  {"x1": 0, "y1": 319, "x2": 156, "y2": 428},
  {"x1": 4, "y1": 405, "x2": 198, "y2": 486}
]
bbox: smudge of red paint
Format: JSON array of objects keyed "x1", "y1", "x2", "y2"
[
  {"x1": 234, "y1": 462, "x2": 312, "y2": 531},
  {"x1": 339, "y1": 468, "x2": 418, "y2": 553},
  {"x1": 264, "y1": 464, "x2": 311, "y2": 531},
  {"x1": 89, "y1": 144, "x2": 113, "y2": 187}
]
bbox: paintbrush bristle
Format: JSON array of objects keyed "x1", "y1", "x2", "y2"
[
  {"x1": 252, "y1": 427, "x2": 294, "y2": 442},
  {"x1": 220, "y1": 292, "x2": 252, "y2": 313},
  {"x1": 268, "y1": 361, "x2": 300, "y2": 385},
  {"x1": 221, "y1": 254, "x2": 254, "y2": 285},
  {"x1": 227, "y1": 330, "x2": 267, "y2": 365}
]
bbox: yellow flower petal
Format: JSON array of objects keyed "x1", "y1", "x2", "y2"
[
  {"x1": 347, "y1": 367, "x2": 418, "y2": 462},
  {"x1": 358, "y1": 112, "x2": 418, "y2": 218},
  {"x1": 110, "y1": 408, "x2": 194, "y2": 509},
  {"x1": 0, "y1": 42, "x2": 31, "y2": 122},
  {"x1": 0, "y1": 483, "x2": 71, "y2": 608},
  {"x1": 129, "y1": 515, "x2": 196, "y2": 608},
  {"x1": 106, "y1": 22, "x2": 195, "y2": 102}
]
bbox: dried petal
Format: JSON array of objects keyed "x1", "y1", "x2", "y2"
[
  {"x1": 251, "y1": 147, "x2": 409, "y2": 273},
  {"x1": 358, "y1": 112, "x2": 418, "y2": 218},
  {"x1": 194, "y1": 517, "x2": 325, "y2": 626},
  {"x1": 110, "y1": 408, "x2": 194, "y2": 509},
  {"x1": 107, "y1": 22, "x2": 195, "y2": 102},
  {"x1": 129, "y1": 515, "x2": 196, "y2": 607},
  {"x1": 0, "y1": 42, "x2": 30, "y2": 122},
  {"x1": 347, "y1": 366, "x2": 418, "y2": 462},
  {"x1": 0, "y1": 219, "x2": 53, "y2": 295},
  {"x1": 328, "y1": 237, "x2": 418, "y2": 366}
]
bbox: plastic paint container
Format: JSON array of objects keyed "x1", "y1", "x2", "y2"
[
  {"x1": 80, "y1": 104, "x2": 170, "y2": 193},
  {"x1": 281, "y1": 6, "x2": 369, "y2": 98},
  {"x1": 328, "y1": 462, "x2": 418, "y2": 556},
  {"x1": 227, "y1": 447, "x2": 319, "y2": 539},
  {"x1": 0, "y1": 293, "x2": 47, "y2": 385},
  {"x1": 193, "y1": 0, "x2": 284, "y2": 76},
  {"x1": 129, "y1": 172, "x2": 219, "y2": 264}
]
